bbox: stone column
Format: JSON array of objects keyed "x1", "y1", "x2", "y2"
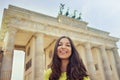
[
  {"x1": 84, "y1": 43, "x2": 96, "y2": 80},
  {"x1": 92, "y1": 47, "x2": 106, "y2": 80},
  {"x1": 99, "y1": 46, "x2": 113, "y2": 80},
  {"x1": 76, "y1": 45, "x2": 87, "y2": 69},
  {"x1": 106, "y1": 49, "x2": 119, "y2": 80},
  {"x1": 0, "y1": 27, "x2": 17, "y2": 80},
  {"x1": 112, "y1": 47, "x2": 120, "y2": 79},
  {"x1": 34, "y1": 33, "x2": 45, "y2": 80}
]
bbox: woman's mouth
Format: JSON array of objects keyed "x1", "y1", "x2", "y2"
[{"x1": 59, "y1": 50, "x2": 67, "y2": 54}]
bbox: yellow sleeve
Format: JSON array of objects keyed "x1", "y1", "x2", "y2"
[
  {"x1": 83, "y1": 76, "x2": 91, "y2": 80},
  {"x1": 44, "y1": 68, "x2": 52, "y2": 80}
]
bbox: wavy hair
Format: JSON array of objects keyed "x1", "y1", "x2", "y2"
[{"x1": 49, "y1": 36, "x2": 88, "y2": 80}]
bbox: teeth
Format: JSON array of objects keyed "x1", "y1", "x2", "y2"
[{"x1": 60, "y1": 50, "x2": 67, "y2": 54}]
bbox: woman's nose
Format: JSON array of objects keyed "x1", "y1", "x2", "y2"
[{"x1": 61, "y1": 45, "x2": 66, "y2": 48}]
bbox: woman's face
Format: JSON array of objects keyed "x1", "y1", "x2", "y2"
[{"x1": 57, "y1": 38, "x2": 72, "y2": 60}]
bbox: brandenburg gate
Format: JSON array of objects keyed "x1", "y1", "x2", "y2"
[{"x1": 0, "y1": 5, "x2": 120, "y2": 80}]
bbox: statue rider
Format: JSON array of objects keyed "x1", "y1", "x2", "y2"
[{"x1": 59, "y1": 3, "x2": 65, "y2": 15}]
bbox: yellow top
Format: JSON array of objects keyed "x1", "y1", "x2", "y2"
[{"x1": 44, "y1": 68, "x2": 90, "y2": 80}]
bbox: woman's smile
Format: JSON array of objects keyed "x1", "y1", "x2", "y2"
[{"x1": 59, "y1": 49, "x2": 68, "y2": 54}]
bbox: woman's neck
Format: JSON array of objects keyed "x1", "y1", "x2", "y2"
[{"x1": 61, "y1": 59, "x2": 69, "y2": 72}]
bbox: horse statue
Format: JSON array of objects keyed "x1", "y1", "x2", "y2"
[
  {"x1": 76, "y1": 13, "x2": 82, "y2": 20},
  {"x1": 72, "y1": 10, "x2": 77, "y2": 18},
  {"x1": 59, "y1": 3, "x2": 65, "y2": 15},
  {"x1": 65, "y1": 8, "x2": 69, "y2": 16}
]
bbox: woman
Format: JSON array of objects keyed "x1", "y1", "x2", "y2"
[{"x1": 44, "y1": 36, "x2": 90, "y2": 80}]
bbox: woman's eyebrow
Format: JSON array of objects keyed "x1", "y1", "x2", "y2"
[
  {"x1": 59, "y1": 42, "x2": 62, "y2": 44},
  {"x1": 66, "y1": 42, "x2": 70, "y2": 44}
]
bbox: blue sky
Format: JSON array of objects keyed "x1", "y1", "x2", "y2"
[{"x1": 0, "y1": 0, "x2": 120, "y2": 80}]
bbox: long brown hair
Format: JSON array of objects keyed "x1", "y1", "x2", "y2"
[{"x1": 49, "y1": 36, "x2": 88, "y2": 80}]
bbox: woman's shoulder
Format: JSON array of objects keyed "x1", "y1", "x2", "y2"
[
  {"x1": 83, "y1": 76, "x2": 90, "y2": 80},
  {"x1": 44, "y1": 68, "x2": 52, "y2": 80},
  {"x1": 45, "y1": 68, "x2": 52, "y2": 73},
  {"x1": 44, "y1": 68, "x2": 52, "y2": 75}
]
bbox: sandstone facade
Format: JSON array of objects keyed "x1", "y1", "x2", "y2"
[{"x1": 0, "y1": 5, "x2": 120, "y2": 80}]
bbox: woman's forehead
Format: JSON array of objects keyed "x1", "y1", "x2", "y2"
[{"x1": 59, "y1": 38, "x2": 70, "y2": 43}]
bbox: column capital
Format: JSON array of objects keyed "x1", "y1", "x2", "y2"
[
  {"x1": 84, "y1": 42, "x2": 91, "y2": 49},
  {"x1": 99, "y1": 45, "x2": 105, "y2": 48},
  {"x1": 33, "y1": 33, "x2": 44, "y2": 39},
  {"x1": 2, "y1": 27, "x2": 17, "y2": 51},
  {"x1": 7, "y1": 27, "x2": 18, "y2": 35},
  {"x1": 112, "y1": 47, "x2": 119, "y2": 56},
  {"x1": 112, "y1": 47, "x2": 119, "y2": 50}
]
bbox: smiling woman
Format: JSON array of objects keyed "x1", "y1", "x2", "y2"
[
  {"x1": 57, "y1": 38, "x2": 72, "y2": 60},
  {"x1": 11, "y1": 50, "x2": 25, "y2": 80},
  {"x1": 44, "y1": 36, "x2": 90, "y2": 80}
]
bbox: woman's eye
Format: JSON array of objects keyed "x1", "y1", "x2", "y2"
[
  {"x1": 58, "y1": 43, "x2": 62, "y2": 46},
  {"x1": 58, "y1": 43, "x2": 71, "y2": 47},
  {"x1": 66, "y1": 44, "x2": 71, "y2": 47}
]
